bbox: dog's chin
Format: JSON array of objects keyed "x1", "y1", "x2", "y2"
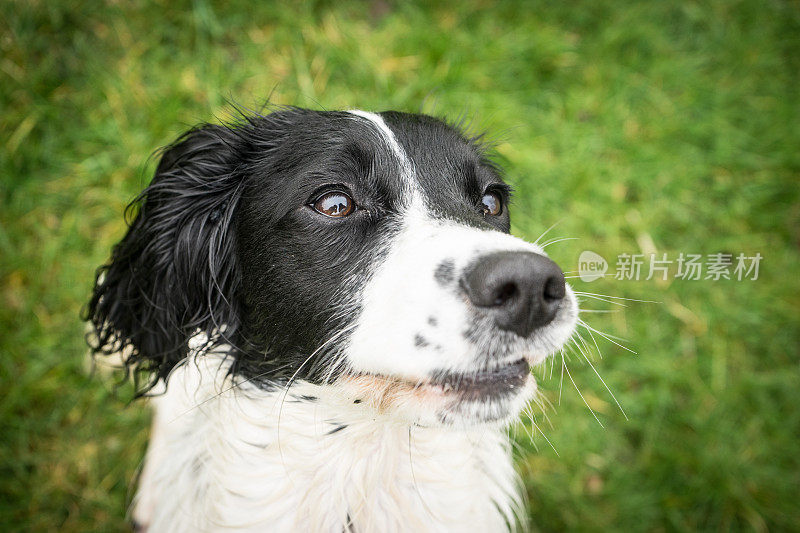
[{"x1": 336, "y1": 359, "x2": 537, "y2": 427}]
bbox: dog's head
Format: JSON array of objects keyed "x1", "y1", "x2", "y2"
[{"x1": 87, "y1": 108, "x2": 577, "y2": 426}]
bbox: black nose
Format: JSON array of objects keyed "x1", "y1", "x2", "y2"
[{"x1": 461, "y1": 251, "x2": 566, "y2": 338}]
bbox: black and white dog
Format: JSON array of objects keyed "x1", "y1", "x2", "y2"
[{"x1": 87, "y1": 107, "x2": 578, "y2": 532}]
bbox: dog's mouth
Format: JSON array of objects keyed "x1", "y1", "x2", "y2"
[
  {"x1": 340, "y1": 359, "x2": 532, "y2": 412},
  {"x1": 426, "y1": 359, "x2": 531, "y2": 401}
]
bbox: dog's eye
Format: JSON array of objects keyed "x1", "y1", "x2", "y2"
[
  {"x1": 481, "y1": 191, "x2": 502, "y2": 216},
  {"x1": 312, "y1": 191, "x2": 355, "y2": 218}
]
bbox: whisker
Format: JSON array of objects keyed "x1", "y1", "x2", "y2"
[
  {"x1": 532, "y1": 218, "x2": 565, "y2": 247},
  {"x1": 571, "y1": 334, "x2": 628, "y2": 420},
  {"x1": 520, "y1": 405, "x2": 538, "y2": 449},
  {"x1": 532, "y1": 390, "x2": 555, "y2": 429},
  {"x1": 540, "y1": 236, "x2": 579, "y2": 249},
  {"x1": 573, "y1": 291, "x2": 661, "y2": 304},
  {"x1": 572, "y1": 331, "x2": 594, "y2": 361},
  {"x1": 577, "y1": 319, "x2": 637, "y2": 353},
  {"x1": 575, "y1": 293, "x2": 628, "y2": 307},
  {"x1": 563, "y1": 359, "x2": 604, "y2": 428},
  {"x1": 558, "y1": 350, "x2": 566, "y2": 405},
  {"x1": 530, "y1": 419, "x2": 559, "y2": 456},
  {"x1": 509, "y1": 430, "x2": 531, "y2": 456},
  {"x1": 580, "y1": 326, "x2": 636, "y2": 355},
  {"x1": 580, "y1": 321, "x2": 604, "y2": 360}
]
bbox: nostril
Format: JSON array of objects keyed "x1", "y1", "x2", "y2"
[
  {"x1": 493, "y1": 282, "x2": 518, "y2": 306},
  {"x1": 543, "y1": 275, "x2": 566, "y2": 302}
]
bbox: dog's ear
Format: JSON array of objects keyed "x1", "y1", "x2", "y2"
[{"x1": 85, "y1": 124, "x2": 246, "y2": 392}]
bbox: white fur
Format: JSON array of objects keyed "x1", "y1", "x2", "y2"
[
  {"x1": 347, "y1": 110, "x2": 416, "y2": 191},
  {"x1": 134, "y1": 351, "x2": 524, "y2": 532}
]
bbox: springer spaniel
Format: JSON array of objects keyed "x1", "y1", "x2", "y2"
[{"x1": 87, "y1": 107, "x2": 578, "y2": 532}]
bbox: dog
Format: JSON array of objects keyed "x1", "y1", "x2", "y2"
[{"x1": 86, "y1": 107, "x2": 579, "y2": 532}]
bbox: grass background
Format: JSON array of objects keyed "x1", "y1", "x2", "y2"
[{"x1": 1, "y1": 0, "x2": 799, "y2": 530}]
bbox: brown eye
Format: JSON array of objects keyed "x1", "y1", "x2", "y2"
[
  {"x1": 481, "y1": 191, "x2": 502, "y2": 216},
  {"x1": 312, "y1": 191, "x2": 355, "y2": 218}
]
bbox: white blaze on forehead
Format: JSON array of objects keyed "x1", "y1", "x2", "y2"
[{"x1": 347, "y1": 110, "x2": 416, "y2": 193}]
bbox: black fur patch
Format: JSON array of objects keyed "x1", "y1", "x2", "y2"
[
  {"x1": 434, "y1": 259, "x2": 455, "y2": 286},
  {"x1": 326, "y1": 423, "x2": 348, "y2": 435}
]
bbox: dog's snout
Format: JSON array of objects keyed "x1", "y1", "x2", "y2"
[{"x1": 461, "y1": 251, "x2": 566, "y2": 338}]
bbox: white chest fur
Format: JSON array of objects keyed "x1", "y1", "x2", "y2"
[{"x1": 133, "y1": 354, "x2": 524, "y2": 532}]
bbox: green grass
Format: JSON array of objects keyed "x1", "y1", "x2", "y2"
[{"x1": 1, "y1": 0, "x2": 798, "y2": 530}]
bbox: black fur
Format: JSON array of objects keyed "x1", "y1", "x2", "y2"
[
  {"x1": 85, "y1": 107, "x2": 510, "y2": 393},
  {"x1": 434, "y1": 259, "x2": 456, "y2": 286},
  {"x1": 85, "y1": 123, "x2": 245, "y2": 391}
]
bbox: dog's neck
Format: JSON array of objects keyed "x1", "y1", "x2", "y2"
[{"x1": 134, "y1": 351, "x2": 524, "y2": 532}]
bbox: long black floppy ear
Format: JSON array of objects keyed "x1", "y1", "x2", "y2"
[{"x1": 85, "y1": 124, "x2": 246, "y2": 393}]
